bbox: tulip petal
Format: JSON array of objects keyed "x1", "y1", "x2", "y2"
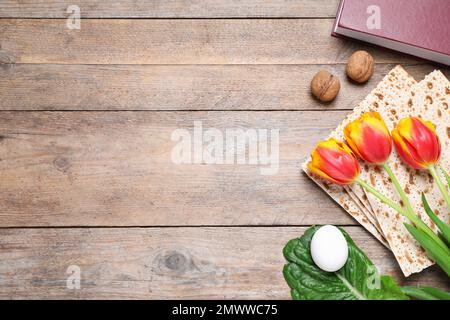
[
  {"x1": 360, "y1": 124, "x2": 392, "y2": 163},
  {"x1": 317, "y1": 147, "x2": 358, "y2": 184},
  {"x1": 308, "y1": 138, "x2": 360, "y2": 185},
  {"x1": 307, "y1": 159, "x2": 340, "y2": 184},
  {"x1": 392, "y1": 127, "x2": 423, "y2": 169},
  {"x1": 392, "y1": 117, "x2": 441, "y2": 169},
  {"x1": 411, "y1": 118, "x2": 441, "y2": 166},
  {"x1": 344, "y1": 112, "x2": 392, "y2": 164}
]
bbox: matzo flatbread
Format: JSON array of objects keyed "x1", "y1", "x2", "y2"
[
  {"x1": 364, "y1": 70, "x2": 450, "y2": 276},
  {"x1": 331, "y1": 66, "x2": 417, "y2": 225}
]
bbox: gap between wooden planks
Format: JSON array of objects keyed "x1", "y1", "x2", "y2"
[
  {"x1": 0, "y1": 0, "x2": 341, "y2": 18},
  {"x1": 0, "y1": 19, "x2": 421, "y2": 65},
  {"x1": 1, "y1": 64, "x2": 447, "y2": 111},
  {"x1": 0, "y1": 226, "x2": 447, "y2": 299}
]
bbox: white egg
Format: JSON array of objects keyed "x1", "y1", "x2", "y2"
[{"x1": 310, "y1": 225, "x2": 349, "y2": 272}]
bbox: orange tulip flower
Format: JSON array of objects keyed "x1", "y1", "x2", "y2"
[
  {"x1": 308, "y1": 138, "x2": 360, "y2": 185},
  {"x1": 392, "y1": 117, "x2": 441, "y2": 170},
  {"x1": 344, "y1": 112, "x2": 392, "y2": 164}
]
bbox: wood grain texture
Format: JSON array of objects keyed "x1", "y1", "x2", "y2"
[
  {"x1": 0, "y1": 19, "x2": 421, "y2": 65},
  {"x1": 0, "y1": 110, "x2": 360, "y2": 227},
  {"x1": 0, "y1": 0, "x2": 340, "y2": 18},
  {"x1": 0, "y1": 227, "x2": 447, "y2": 299},
  {"x1": 1, "y1": 64, "x2": 448, "y2": 111},
  {"x1": 1, "y1": 1, "x2": 448, "y2": 299}
]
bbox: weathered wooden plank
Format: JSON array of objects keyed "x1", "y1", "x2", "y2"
[
  {"x1": 0, "y1": 19, "x2": 420, "y2": 65},
  {"x1": 0, "y1": 111, "x2": 357, "y2": 227},
  {"x1": 0, "y1": 0, "x2": 340, "y2": 18},
  {"x1": 0, "y1": 227, "x2": 447, "y2": 299},
  {"x1": 2, "y1": 64, "x2": 448, "y2": 111}
]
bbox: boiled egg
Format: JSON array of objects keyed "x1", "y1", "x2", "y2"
[{"x1": 310, "y1": 225, "x2": 349, "y2": 272}]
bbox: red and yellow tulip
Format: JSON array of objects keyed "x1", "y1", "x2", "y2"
[
  {"x1": 308, "y1": 138, "x2": 360, "y2": 185},
  {"x1": 344, "y1": 112, "x2": 392, "y2": 164},
  {"x1": 305, "y1": 115, "x2": 450, "y2": 275},
  {"x1": 392, "y1": 117, "x2": 441, "y2": 170}
]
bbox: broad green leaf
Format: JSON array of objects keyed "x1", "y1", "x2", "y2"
[
  {"x1": 422, "y1": 193, "x2": 450, "y2": 246},
  {"x1": 283, "y1": 226, "x2": 409, "y2": 300},
  {"x1": 401, "y1": 286, "x2": 450, "y2": 300},
  {"x1": 404, "y1": 223, "x2": 450, "y2": 277},
  {"x1": 291, "y1": 289, "x2": 304, "y2": 300}
]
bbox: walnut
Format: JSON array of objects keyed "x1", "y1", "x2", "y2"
[
  {"x1": 310, "y1": 70, "x2": 340, "y2": 102},
  {"x1": 346, "y1": 50, "x2": 374, "y2": 83}
]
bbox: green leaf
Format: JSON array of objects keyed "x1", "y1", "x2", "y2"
[
  {"x1": 283, "y1": 226, "x2": 409, "y2": 300},
  {"x1": 422, "y1": 193, "x2": 450, "y2": 246},
  {"x1": 401, "y1": 286, "x2": 450, "y2": 300},
  {"x1": 404, "y1": 223, "x2": 450, "y2": 277},
  {"x1": 290, "y1": 289, "x2": 304, "y2": 300}
]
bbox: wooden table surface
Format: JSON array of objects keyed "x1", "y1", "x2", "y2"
[{"x1": 0, "y1": 1, "x2": 449, "y2": 299}]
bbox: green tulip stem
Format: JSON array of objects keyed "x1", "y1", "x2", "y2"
[
  {"x1": 382, "y1": 162, "x2": 416, "y2": 221},
  {"x1": 356, "y1": 177, "x2": 447, "y2": 251},
  {"x1": 429, "y1": 165, "x2": 450, "y2": 209},
  {"x1": 355, "y1": 178, "x2": 404, "y2": 214}
]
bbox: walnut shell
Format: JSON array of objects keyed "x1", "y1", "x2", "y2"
[
  {"x1": 311, "y1": 70, "x2": 341, "y2": 102},
  {"x1": 346, "y1": 50, "x2": 374, "y2": 83}
]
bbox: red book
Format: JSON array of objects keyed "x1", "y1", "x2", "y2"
[{"x1": 333, "y1": 0, "x2": 450, "y2": 65}]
